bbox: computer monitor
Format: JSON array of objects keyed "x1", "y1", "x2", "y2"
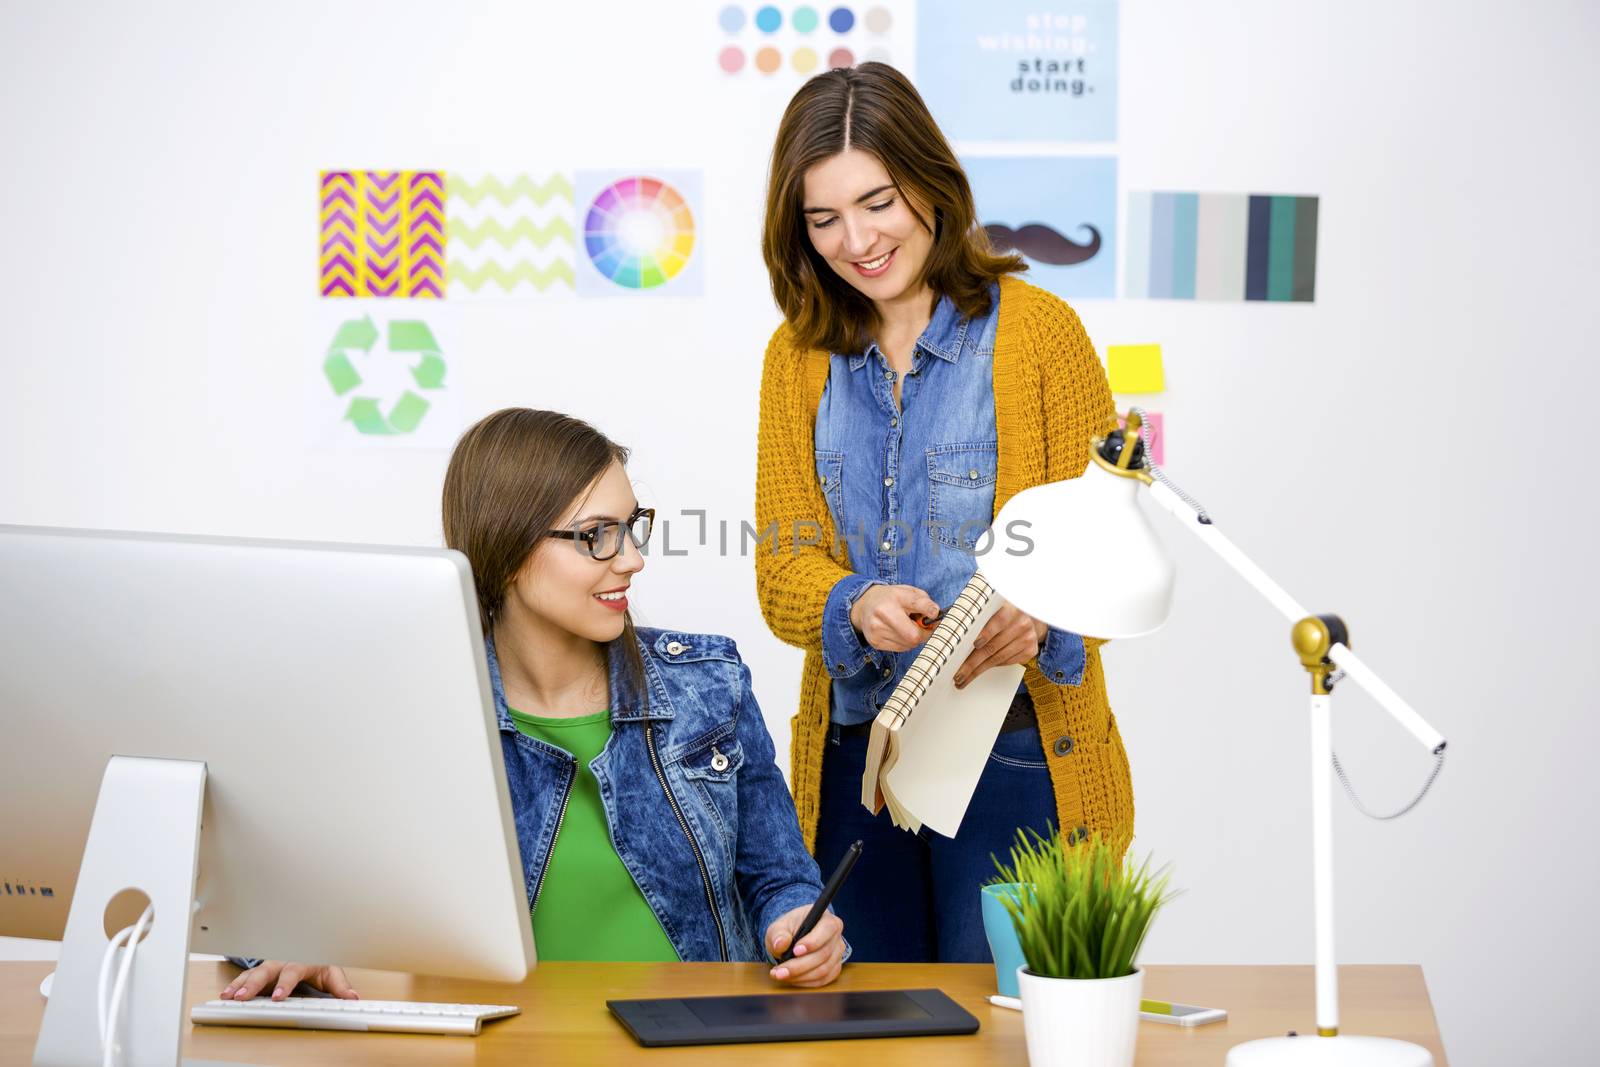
[{"x1": 0, "y1": 525, "x2": 535, "y2": 1064}]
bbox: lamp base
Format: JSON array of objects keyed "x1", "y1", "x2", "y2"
[{"x1": 1227, "y1": 1035, "x2": 1434, "y2": 1066}]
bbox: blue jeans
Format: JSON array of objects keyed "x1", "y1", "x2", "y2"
[{"x1": 814, "y1": 722, "x2": 1058, "y2": 962}]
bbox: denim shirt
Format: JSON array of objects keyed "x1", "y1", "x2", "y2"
[
  {"x1": 814, "y1": 285, "x2": 1087, "y2": 725},
  {"x1": 486, "y1": 627, "x2": 835, "y2": 962}
]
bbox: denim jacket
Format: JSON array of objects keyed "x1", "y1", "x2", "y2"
[
  {"x1": 487, "y1": 626, "x2": 832, "y2": 963},
  {"x1": 237, "y1": 627, "x2": 835, "y2": 969}
]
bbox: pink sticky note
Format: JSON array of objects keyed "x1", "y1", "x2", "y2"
[{"x1": 1120, "y1": 412, "x2": 1165, "y2": 466}]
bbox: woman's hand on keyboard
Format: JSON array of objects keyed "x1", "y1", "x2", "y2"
[{"x1": 222, "y1": 961, "x2": 358, "y2": 1001}]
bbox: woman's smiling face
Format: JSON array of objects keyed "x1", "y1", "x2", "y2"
[{"x1": 802, "y1": 149, "x2": 933, "y2": 306}]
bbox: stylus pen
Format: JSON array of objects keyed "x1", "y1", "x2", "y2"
[{"x1": 776, "y1": 840, "x2": 863, "y2": 964}]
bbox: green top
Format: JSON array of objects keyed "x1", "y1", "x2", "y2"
[{"x1": 506, "y1": 707, "x2": 678, "y2": 962}]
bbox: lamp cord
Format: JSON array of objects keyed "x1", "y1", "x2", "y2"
[
  {"x1": 1128, "y1": 407, "x2": 1445, "y2": 819},
  {"x1": 1129, "y1": 406, "x2": 1212, "y2": 523},
  {"x1": 1331, "y1": 747, "x2": 1445, "y2": 820}
]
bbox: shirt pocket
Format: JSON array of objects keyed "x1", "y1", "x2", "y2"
[
  {"x1": 679, "y1": 735, "x2": 745, "y2": 840},
  {"x1": 926, "y1": 441, "x2": 998, "y2": 551},
  {"x1": 814, "y1": 449, "x2": 844, "y2": 530}
]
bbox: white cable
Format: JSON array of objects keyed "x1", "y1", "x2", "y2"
[
  {"x1": 96, "y1": 923, "x2": 134, "y2": 1046},
  {"x1": 101, "y1": 904, "x2": 155, "y2": 1067}
]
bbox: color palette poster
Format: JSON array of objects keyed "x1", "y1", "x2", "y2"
[
  {"x1": 572, "y1": 171, "x2": 704, "y2": 298},
  {"x1": 446, "y1": 173, "x2": 576, "y2": 299},
  {"x1": 320, "y1": 171, "x2": 445, "y2": 298},
  {"x1": 916, "y1": 0, "x2": 1118, "y2": 142},
  {"x1": 964, "y1": 155, "x2": 1116, "y2": 299},
  {"x1": 1126, "y1": 192, "x2": 1319, "y2": 302},
  {"x1": 716, "y1": 3, "x2": 903, "y2": 76}
]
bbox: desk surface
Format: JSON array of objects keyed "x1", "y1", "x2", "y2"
[{"x1": 0, "y1": 960, "x2": 1447, "y2": 1066}]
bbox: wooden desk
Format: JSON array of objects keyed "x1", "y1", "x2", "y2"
[{"x1": 0, "y1": 960, "x2": 1447, "y2": 1066}]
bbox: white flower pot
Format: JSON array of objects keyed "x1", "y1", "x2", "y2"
[{"x1": 1016, "y1": 965, "x2": 1143, "y2": 1067}]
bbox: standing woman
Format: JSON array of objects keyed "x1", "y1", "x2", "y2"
[{"x1": 754, "y1": 63, "x2": 1135, "y2": 962}]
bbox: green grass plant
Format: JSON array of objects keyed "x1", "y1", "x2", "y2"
[{"x1": 990, "y1": 828, "x2": 1176, "y2": 980}]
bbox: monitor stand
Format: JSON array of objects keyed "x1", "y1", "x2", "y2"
[{"x1": 33, "y1": 755, "x2": 258, "y2": 1067}]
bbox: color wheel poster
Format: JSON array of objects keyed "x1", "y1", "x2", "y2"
[
  {"x1": 573, "y1": 171, "x2": 705, "y2": 298},
  {"x1": 964, "y1": 155, "x2": 1116, "y2": 299},
  {"x1": 916, "y1": 0, "x2": 1118, "y2": 143}
]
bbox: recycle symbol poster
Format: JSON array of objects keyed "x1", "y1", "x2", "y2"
[{"x1": 309, "y1": 302, "x2": 460, "y2": 448}]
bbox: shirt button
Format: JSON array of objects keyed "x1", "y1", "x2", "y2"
[
  {"x1": 882, "y1": 667, "x2": 892, "y2": 678},
  {"x1": 969, "y1": 469, "x2": 980, "y2": 480},
  {"x1": 890, "y1": 417, "x2": 898, "y2": 427},
  {"x1": 884, "y1": 370, "x2": 894, "y2": 380},
  {"x1": 883, "y1": 476, "x2": 893, "y2": 487},
  {"x1": 881, "y1": 541, "x2": 892, "y2": 551}
]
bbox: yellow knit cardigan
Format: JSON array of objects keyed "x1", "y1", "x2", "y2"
[{"x1": 754, "y1": 274, "x2": 1136, "y2": 856}]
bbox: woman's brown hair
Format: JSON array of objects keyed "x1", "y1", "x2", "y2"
[
  {"x1": 442, "y1": 407, "x2": 646, "y2": 696},
  {"x1": 762, "y1": 61, "x2": 1025, "y2": 355}
]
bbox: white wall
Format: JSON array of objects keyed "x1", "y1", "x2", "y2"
[{"x1": 3, "y1": 2, "x2": 1596, "y2": 1064}]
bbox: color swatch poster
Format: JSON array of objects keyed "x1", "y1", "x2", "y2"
[
  {"x1": 916, "y1": 0, "x2": 1118, "y2": 142},
  {"x1": 1126, "y1": 192, "x2": 1319, "y2": 302},
  {"x1": 446, "y1": 173, "x2": 576, "y2": 298},
  {"x1": 964, "y1": 155, "x2": 1116, "y2": 299},
  {"x1": 572, "y1": 171, "x2": 704, "y2": 298},
  {"x1": 715, "y1": 3, "x2": 902, "y2": 76}
]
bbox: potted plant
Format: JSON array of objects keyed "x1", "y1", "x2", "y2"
[{"x1": 990, "y1": 828, "x2": 1175, "y2": 1067}]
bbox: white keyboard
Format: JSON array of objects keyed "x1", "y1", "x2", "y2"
[{"x1": 191, "y1": 996, "x2": 520, "y2": 1035}]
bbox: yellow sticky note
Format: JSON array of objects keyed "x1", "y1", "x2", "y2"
[{"x1": 1106, "y1": 344, "x2": 1165, "y2": 394}]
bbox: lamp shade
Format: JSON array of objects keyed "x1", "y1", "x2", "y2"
[{"x1": 982, "y1": 461, "x2": 1177, "y2": 639}]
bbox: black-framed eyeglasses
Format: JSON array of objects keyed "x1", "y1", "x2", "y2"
[{"x1": 546, "y1": 506, "x2": 655, "y2": 561}]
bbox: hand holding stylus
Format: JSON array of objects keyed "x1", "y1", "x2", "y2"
[{"x1": 767, "y1": 840, "x2": 861, "y2": 987}]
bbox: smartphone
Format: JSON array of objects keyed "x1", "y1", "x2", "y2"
[{"x1": 1139, "y1": 1001, "x2": 1227, "y2": 1026}]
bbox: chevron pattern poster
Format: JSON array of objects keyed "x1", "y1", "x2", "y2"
[
  {"x1": 320, "y1": 171, "x2": 446, "y2": 298},
  {"x1": 446, "y1": 173, "x2": 576, "y2": 298}
]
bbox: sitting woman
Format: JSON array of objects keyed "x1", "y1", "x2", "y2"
[{"x1": 222, "y1": 408, "x2": 846, "y2": 1000}]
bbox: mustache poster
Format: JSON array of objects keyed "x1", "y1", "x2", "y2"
[{"x1": 964, "y1": 155, "x2": 1117, "y2": 299}]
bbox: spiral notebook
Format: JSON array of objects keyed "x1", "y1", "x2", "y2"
[{"x1": 860, "y1": 571, "x2": 1024, "y2": 837}]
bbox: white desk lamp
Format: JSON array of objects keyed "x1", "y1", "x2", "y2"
[{"x1": 982, "y1": 411, "x2": 1448, "y2": 1067}]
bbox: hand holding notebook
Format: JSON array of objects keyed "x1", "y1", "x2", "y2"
[{"x1": 860, "y1": 572, "x2": 1025, "y2": 837}]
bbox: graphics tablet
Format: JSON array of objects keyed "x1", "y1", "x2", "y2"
[{"x1": 608, "y1": 988, "x2": 980, "y2": 1046}]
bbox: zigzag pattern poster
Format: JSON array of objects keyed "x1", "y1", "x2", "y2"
[
  {"x1": 446, "y1": 173, "x2": 576, "y2": 298},
  {"x1": 320, "y1": 171, "x2": 445, "y2": 298}
]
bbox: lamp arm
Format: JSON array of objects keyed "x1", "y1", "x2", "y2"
[{"x1": 1143, "y1": 481, "x2": 1447, "y2": 754}]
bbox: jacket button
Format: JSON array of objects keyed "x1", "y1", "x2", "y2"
[
  {"x1": 710, "y1": 747, "x2": 730, "y2": 773},
  {"x1": 1067, "y1": 824, "x2": 1090, "y2": 845},
  {"x1": 883, "y1": 476, "x2": 893, "y2": 487},
  {"x1": 1053, "y1": 735, "x2": 1075, "y2": 756},
  {"x1": 665, "y1": 641, "x2": 687, "y2": 655},
  {"x1": 969, "y1": 469, "x2": 980, "y2": 480},
  {"x1": 1054, "y1": 670, "x2": 1065, "y2": 681},
  {"x1": 835, "y1": 662, "x2": 847, "y2": 673}
]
